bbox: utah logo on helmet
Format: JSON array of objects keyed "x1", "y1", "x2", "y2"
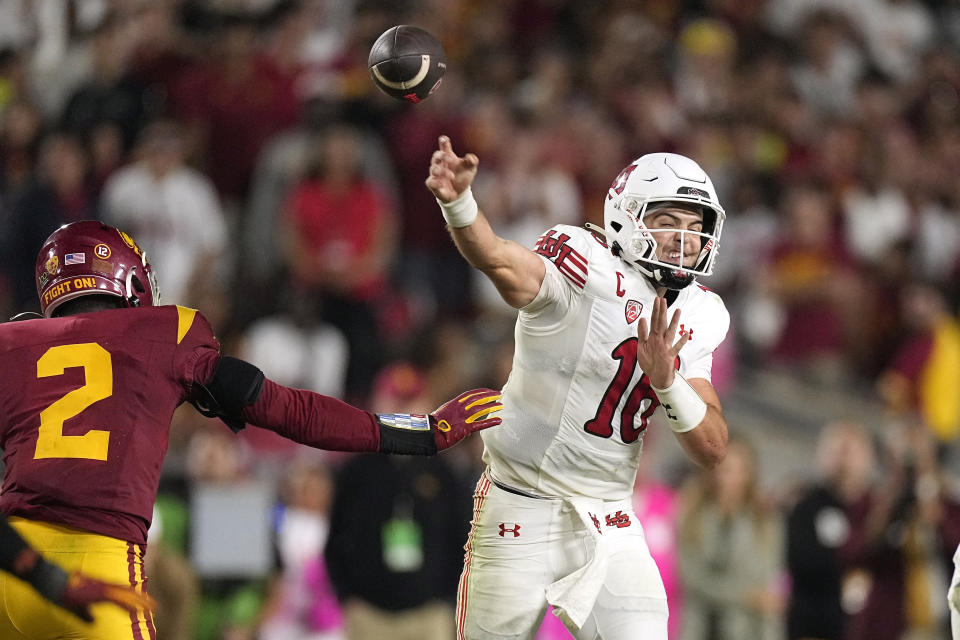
[{"x1": 35, "y1": 221, "x2": 160, "y2": 317}]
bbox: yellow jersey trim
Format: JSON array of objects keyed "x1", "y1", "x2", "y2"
[{"x1": 175, "y1": 306, "x2": 198, "y2": 345}]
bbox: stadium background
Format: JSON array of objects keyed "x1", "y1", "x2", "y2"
[{"x1": 1, "y1": 0, "x2": 959, "y2": 638}]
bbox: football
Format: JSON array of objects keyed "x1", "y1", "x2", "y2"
[{"x1": 368, "y1": 25, "x2": 446, "y2": 103}]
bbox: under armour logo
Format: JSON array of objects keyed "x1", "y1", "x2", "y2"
[
  {"x1": 498, "y1": 523, "x2": 521, "y2": 538},
  {"x1": 680, "y1": 324, "x2": 693, "y2": 340},
  {"x1": 589, "y1": 512, "x2": 602, "y2": 534}
]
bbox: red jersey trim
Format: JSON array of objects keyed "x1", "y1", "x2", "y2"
[{"x1": 534, "y1": 230, "x2": 589, "y2": 290}]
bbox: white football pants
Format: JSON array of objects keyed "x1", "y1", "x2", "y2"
[{"x1": 455, "y1": 473, "x2": 668, "y2": 640}]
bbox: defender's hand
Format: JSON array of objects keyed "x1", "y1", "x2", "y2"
[
  {"x1": 61, "y1": 572, "x2": 157, "y2": 622},
  {"x1": 430, "y1": 388, "x2": 503, "y2": 451},
  {"x1": 636, "y1": 296, "x2": 689, "y2": 389},
  {"x1": 425, "y1": 136, "x2": 479, "y2": 202}
]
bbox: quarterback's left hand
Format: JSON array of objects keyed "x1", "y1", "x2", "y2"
[
  {"x1": 637, "y1": 296, "x2": 688, "y2": 389},
  {"x1": 430, "y1": 388, "x2": 503, "y2": 451}
]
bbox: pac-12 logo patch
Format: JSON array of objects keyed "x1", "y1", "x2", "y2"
[{"x1": 625, "y1": 300, "x2": 642, "y2": 324}]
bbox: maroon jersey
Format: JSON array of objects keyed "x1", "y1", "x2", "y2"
[
  {"x1": 0, "y1": 305, "x2": 387, "y2": 544},
  {"x1": 0, "y1": 305, "x2": 221, "y2": 544}
]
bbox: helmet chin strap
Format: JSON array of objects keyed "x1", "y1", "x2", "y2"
[{"x1": 584, "y1": 222, "x2": 609, "y2": 240}]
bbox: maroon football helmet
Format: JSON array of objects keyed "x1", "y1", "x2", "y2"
[{"x1": 36, "y1": 220, "x2": 159, "y2": 317}]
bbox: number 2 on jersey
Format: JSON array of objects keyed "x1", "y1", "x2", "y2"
[
  {"x1": 34, "y1": 343, "x2": 112, "y2": 461},
  {"x1": 584, "y1": 337, "x2": 660, "y2": 444}
]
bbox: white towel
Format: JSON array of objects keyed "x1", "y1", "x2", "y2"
[{"x1": 545, "y1": 496, "x2": 609, "y2": 631}]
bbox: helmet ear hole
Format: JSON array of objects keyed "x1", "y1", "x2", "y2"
[
  {"x1": 610, "y1": 221, "x2": 622, "y2": 233},
  {"x1": 131, "y1": 275, "x2": 145, "y2": 294}
]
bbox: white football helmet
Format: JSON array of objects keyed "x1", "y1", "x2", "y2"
[{"x1": 594, "y1": 153, "x2": 725, "y2": 290}]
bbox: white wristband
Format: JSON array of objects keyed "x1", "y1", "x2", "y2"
[
  {"x1": 437, "y1": 187, "x2": 478, "y2": 228},
  {"x1": 651, "y1": 373, "x2": 707, "y2": 433}
]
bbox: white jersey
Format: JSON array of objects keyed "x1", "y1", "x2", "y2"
[{"x1": 482, "y1": 224, "x2": 730, "y2": 501}]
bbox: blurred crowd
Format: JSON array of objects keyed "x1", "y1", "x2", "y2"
[{"x1": 1, "y1": 0, "x2": 960, "y2": 638}]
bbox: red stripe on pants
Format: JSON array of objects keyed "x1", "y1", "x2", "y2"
[{"x1": 457, "y1": 474, "x2": 491, "y2": 639}]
